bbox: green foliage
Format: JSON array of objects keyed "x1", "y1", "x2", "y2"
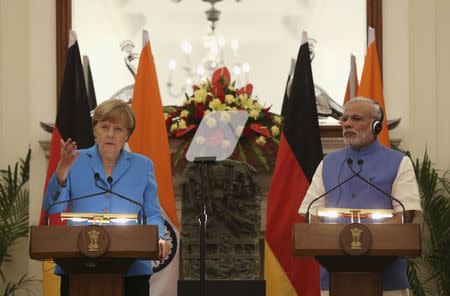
[
  {"x1": 0, "y1": 149, "x2": 37, "y2": 295},
  {"x1": 407, "y1": 150, "x2": 450, "y2": 296}
]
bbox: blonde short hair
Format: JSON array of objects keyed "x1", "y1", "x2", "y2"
[{"x1": 92, "y1": 99, "x2": 136, "y2": 135}]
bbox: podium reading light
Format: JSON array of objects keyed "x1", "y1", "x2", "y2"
[
  {"x1": 61, "y1": 212, "x2": 138, "y2": 225},
  {"x1": 316, "y1": 208, "x2": 395, "y2": 223}
]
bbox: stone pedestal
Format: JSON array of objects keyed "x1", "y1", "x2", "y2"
[{"x1": 180, "y1": 160, "x2": 262, "y2": 280}]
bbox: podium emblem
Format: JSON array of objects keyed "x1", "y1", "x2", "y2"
[
  {"x1": 87, "y1": 229, "x2": 100, "y2": 251},
  {"x1": 350, "y1": 227, "x2": 363, "y2": 249},
  {"x1": 339, "y1": 223, "x2": 372, "y2": 255},
  {"x1": 78, "y1": 225, "x2": 110, "y2": 258}
]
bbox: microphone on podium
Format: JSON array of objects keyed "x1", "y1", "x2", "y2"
[
  {"x1": 93, "y1": 173, "x2": 147, "y2": 225},
  {"x1": 347, "y1": 159, "x2": 408, "y2": 223},
  {"x1": 304, "y1": 159, "x2": 362, "y2": 223},
  {"x1": 44, "y1": 173, "x2": 106, "y2": 225}
]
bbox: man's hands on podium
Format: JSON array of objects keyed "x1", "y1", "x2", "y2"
[{"x1": 386, "y1": 210, "x2": 422, "y2": 224}]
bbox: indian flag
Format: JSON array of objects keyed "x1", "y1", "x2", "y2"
[{"x1": 128, "y1": 30, "x2": 180, "y2": 296}]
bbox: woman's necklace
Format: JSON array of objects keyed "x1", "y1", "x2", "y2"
[{"x1": 103, "y1": 162, "x2": 116, "y2": 167}]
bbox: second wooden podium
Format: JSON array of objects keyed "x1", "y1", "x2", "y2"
[
  {"x1": 30, "y1": 225, "x2": 159, "y2": 296},
  {"x1": 293, "y1": 223, "x2": 421, "y2": 296}
]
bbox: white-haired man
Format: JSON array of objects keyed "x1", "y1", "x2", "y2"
[{"x1": 299, "y1": 97, "x2": 422, "y2": 296}]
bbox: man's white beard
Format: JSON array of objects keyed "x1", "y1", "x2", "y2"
[{"x1": 343, "y1": 131, "x2": 374, "y2": 148}]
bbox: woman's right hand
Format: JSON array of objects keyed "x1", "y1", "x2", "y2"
[{"x1": 55, "y1": 138, "x2": 79, "y2": 185}]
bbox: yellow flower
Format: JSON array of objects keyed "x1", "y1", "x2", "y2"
[
  {"x1": 255, "y1": 136, "x2": 267, "y2": 146},
  {"x1": 225, "y1": 94, "x2": 236, "y2": 104},
  {"x1": 180, "y1": 110, "x2": 189, "y2": 118},
  {"x1": 273, "y1": 115, "x2": 282, "y2": 125},
  {"x1": 271, "y1": 125, "x2": 280, "y2": 137},
  {"x1": 238, "y1": 94, "x2": 254, "y2": 110},
  {"x1": 253, "y1": 102, "x2": 263, "y2": 111},
  {"x1": 209, "y1": 98, "x2": 227, "y2": 111},
  {"x1": 209, "y1": 98, "x2": 221, "y2": 109},
  {"x1": 170, "y1": 123, "x2": 178, "y2": 133},
  {"x1": 178, "y1": 119, "x2": 187, "y2": 129},
  {"x1": 249, "y1": 109, "x2": 260, "y2": 120},
  {"x1": 194, "y1": 88, "x2": 207, "y2": 103}
]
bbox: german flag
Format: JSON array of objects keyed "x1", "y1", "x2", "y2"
[
  {"x1": 265, "y1": 32, "x2": 322, "y2": 296},
  {"x1": 39, "y1": 31, "x2": 94, "y2": 296},
  {"x1": 39, "y1": 30, "x2": 94, "y2": 225}
]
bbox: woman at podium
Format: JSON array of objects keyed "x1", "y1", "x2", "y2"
[{"x1": 44, "y1": 99, "x2": 169, "y2": 296}]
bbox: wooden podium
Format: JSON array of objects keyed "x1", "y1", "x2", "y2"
[
  {"x1": 292, "y1": 223, "x2": 421, "y2": 296},
  {"x1": 29, "y1": 225, "x2": 159, "y2": 296}
]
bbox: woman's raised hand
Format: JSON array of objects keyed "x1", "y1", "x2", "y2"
[{"x1": 55, "y1": 138, "x2": 80, "y2": 185}]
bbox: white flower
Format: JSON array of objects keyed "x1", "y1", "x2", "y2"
[
  {"x1": 221, "y1": 139, "x2": 231, "y2": 149},
  {"x1": 195, "y1": 136, "x2": 205, "y2": 144},
  {"x1": 206, "y1": 117, "x2": 217, "y2": 128},
  {"x1": 235, "y1": 125, "x2": 244, "y2": 136},
  {"x1": 220, "y1": 111, "x2": 231, "y2": 122}
]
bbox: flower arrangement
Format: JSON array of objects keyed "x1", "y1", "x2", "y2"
[{"x1": 164, "y1": 67, "x2": 281, "y2": 171}]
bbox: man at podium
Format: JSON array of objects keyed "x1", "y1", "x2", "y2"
[
  {"x1": 299, "y1": 97, "x2": 422, "y2": 296},
  {"x1": 43, "y1": 99, "x2": 169, "y2": 296}
]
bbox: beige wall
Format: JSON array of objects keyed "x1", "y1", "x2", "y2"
[
  {"x1": 384, "y1": 0, "x2": 450, "y2": 170},
  {"x1": 0, "y1": 0, "x2": 449, "y2": 293},
  {"x1": 0, "y1": 0, "x2": 31, "y2": 289},
  {"x1": 0, "y1": 0, "x2": 54, "y2": 293}
]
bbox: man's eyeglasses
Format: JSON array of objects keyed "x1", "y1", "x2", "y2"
[{"x1": 339, "y1": 115, "x2": 376, "y2": 123}]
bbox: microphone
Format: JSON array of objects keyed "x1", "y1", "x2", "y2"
[
  {"x1": 44, "y1": 173, "x2": 106, "y2": 225},
  {"x1": 347, "y1": 159, "x2": 407, "y2": 223},
  {"x1": 305, "y1": 159, "x2": 362, "y2": 223},
  {"x1": 94, "y1": 173, "x2": 147, "y2": 225}
]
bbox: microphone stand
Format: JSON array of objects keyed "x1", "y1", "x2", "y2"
[
  {"x1": 44, "y1": 191, "x2": 106, "y2": 225},
  {"x1": 193, "y1": 156, "x2": 216, "y2": 296},
  {"x1": 348, "y1": 160, "x2": 407, "y2": 223},
  {"x1": 94, "y1": 175, "x2": 147, "y2": 225},
  {"x1": 305, "y1": 160, "x2": 362, "y2": 223}
]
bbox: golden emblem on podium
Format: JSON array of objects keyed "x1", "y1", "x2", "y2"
[
  {"x1": 87, "y1": 229, "x2": 100, "y2": 251},
  {"x1": 340, "y1": 223, "x2": 372, "y2": 255},
  {"x1": 78, "y1": 225, "x2": 110, "y2": 258},
  {"x1": 350, "y1": 227, "x2": 363, "y2": 250}
]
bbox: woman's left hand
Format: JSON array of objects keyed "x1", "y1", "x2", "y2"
[{"x1": 158, "y1": 239, "x2": 169, "y2": 260}]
